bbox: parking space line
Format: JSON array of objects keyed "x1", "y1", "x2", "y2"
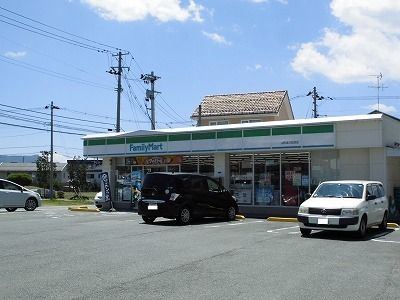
[
  {"x1": 204, "y1": 220, "x2": 264, "y2": 228},
  {"x1": 371, "y1": 239, "x2": 400, "y2": 244},
  {"x1": 267, "y1": 225, "x2": 299, "y2": 233}
]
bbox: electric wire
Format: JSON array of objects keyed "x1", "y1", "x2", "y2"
[{"x1": 0, "y1": 5, "x2": 122, "y2": 52}]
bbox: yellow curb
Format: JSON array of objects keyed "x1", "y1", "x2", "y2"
[
  {"x1": 68, "y1": 206, "x2": 100, "y2": 212},
  {"x1": 266, "y1": 217, "x2": 297, "y2": 223},
  {"x1": 235, "y1": 215, "x2": 245, "y2": 220},
  {"x1": 388, "y1": 223, "x2": 400, "y2": 229}
]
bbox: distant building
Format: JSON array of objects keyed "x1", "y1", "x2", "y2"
[
  {"x1": 0, "y1": 162, "x2": 68, "y2": 185},
  {"x1": 191, "y1": 91, "x2": 294, "y2": 126},
  {"x1": 66, "y1": 159, "x2": 103, "y2": 189}
]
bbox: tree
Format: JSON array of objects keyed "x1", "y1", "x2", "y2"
[
  {"x1": 7, "y1": 173, "x2": 32, "y2": 186},
  {"x1": 67, "y1": 157, "x2": 88, "y2": 199},
  {"x1": 36, "y1": 151, "x2": 56, "y2": 189}
]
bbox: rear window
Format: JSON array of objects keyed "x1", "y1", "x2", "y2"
[{"x1": 142, "y1": 174, "x2": 182, "y2": 193}]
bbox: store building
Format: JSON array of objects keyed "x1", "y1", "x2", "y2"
[{"x1": 83, "y1": 112, "x2": 400, "y2": 220}]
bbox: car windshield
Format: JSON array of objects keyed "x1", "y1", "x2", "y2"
[{"x1": 313, "y1": 183, "x2": 364, "y2": 199}]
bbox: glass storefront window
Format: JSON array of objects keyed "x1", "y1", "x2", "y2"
[
  {"x1": 254, "y1": 154, "x2": 280, "y2": 206},
  {"x1": 281, "y1": 153, "x2": 310, "y2": 206},
  {"x1": 229, "y1": 154, "x2": 253, "y2": 205}
]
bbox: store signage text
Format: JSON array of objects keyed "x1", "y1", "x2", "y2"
[{"x1": 129, "y1": 143, "x2": 164, "y2": 153}]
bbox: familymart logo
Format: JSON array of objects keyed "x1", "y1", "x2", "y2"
[{"x1": 129, "y1": 143, "x2": 164, "y2": 153}]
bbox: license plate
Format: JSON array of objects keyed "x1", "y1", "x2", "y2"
[
  {"x1": 318, "y1": 218, "x2": 328, "y2": 225},
  {"x1": 148, "y1": 204, "x2": 158, "y2": 210}
]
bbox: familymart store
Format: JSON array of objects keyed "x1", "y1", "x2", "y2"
[{"x1": 83, "y1": 113, "x2": 400, "y2": 219}]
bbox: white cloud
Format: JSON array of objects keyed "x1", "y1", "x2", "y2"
[
  {"x1": 4, "y1": 51, "x2": 27, "y2": 59},
  {"x1": 246, "y1": 64, "x2": 264, "y2": 71},
  {"x1": 202, "y1": 31, "x2": 231, "y2": 45},
  {"x1": 365, "y1": 103, "x2": 397, "y2": 114},
  {"x1": 82, "y1": 0, "x2": 204, "y2": 22},
  {"x1": 291, "y1": 0, "x2": 400, "y2": 83}
]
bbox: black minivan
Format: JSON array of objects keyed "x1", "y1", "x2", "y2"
[{"x1": 138, "y1": 172, "x2": 238, "y2": 224}]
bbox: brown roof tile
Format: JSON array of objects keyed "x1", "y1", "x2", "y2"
[{"x1": 191, "y1": 91, "x2": 287, "y2": 118}]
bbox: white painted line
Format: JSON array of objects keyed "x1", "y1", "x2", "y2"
[
  {"x1": 267, "y1": 225, "x2": 299, "y2": 233},
  {"x1": 371, "y1": 239, "x2": 400, "y2": 244},
  {"x1": 204, "y1": 220, "x2": 264, "y2": 228}
]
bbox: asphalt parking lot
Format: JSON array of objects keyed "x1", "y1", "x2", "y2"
[{"x1": 1, "y1": 206, "x2": 399, "y2": 300}]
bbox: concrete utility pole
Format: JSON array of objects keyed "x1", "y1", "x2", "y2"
[
  {"x1": 107, "y1": 51, "x2": 129, "y2": 132},
  {"x1": 306, "y1": 87, "x2": 332, "y2": 118},
  {"x1": 141, "y1": 71, "x2": 160, "y2": 130},
  {"x1": 45, "y1": 101, "x2": 59, "y2": 199},
  {"x1": 197, "y1": 105, "x2": 202, "y2": 126}
]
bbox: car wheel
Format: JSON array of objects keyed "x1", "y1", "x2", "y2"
[
  {"x1": 379, "y1": 212, "x2": 388, "y2": 231},
  {"x1": 24, "y1": 198, "x2": 38, "y2": 211},
  {"x1": 177, "y1": 207, "x2": 191, "y2": 225},
  {"x1": 357, "y1": 216, "x2": 367, "y2": 238},
  {"x1": 142, "y1": 216, "x2": 156, "y2": 224},
  {"x1": 226, "y1": 206, "x2": 236, "y2": 221},
  {"x1": 300, "y1": 228, "x2": 311, "y2": 237},
  {"x1": 5, "y1": 207, "x2": 17, "y2": 212}
]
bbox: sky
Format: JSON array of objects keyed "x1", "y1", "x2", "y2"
[{"x1": 1, "y1": 0, "x2": 400, "y2": 159}]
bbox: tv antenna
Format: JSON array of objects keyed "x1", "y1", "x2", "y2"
[{"x1": 368, "y1": 73, "x2": 388, "y2": 111}]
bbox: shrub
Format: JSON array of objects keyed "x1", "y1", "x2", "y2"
[
  {"x1": 7, "y1": 173, "x2": 32, "y2": 186},
  {"x1": 57, "y1": 191, "x2": 65, "y2": 199}
]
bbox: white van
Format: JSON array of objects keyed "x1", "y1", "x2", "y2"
[{"x1": 297, "y1": 180, "x2": 388, "y2": 237}]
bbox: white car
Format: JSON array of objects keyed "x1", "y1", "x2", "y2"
[
  {"x1": 0, "y1": 179, "x2": 42, "y2": 212},
  {"x1": 94, "y1": 191, "x2": 103, "y2": 208},
  {"x1": 297, "y1": 180, "x2": 388, "y2": 238}
]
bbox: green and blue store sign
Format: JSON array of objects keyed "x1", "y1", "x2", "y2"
[{"x1": 83, "y1": 124, "x2": 335, "y2": 157}]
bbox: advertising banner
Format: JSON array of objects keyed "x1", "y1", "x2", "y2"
[{"x1": 100, "y1": 172, "x2": 112, "y2": 203}]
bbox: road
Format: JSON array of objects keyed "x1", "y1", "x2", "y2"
[{"x1": 0, "y1": 206, "x2": 399, "y2": 300}]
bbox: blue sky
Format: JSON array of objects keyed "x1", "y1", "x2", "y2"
[{"x1": 1, "y1": 0, "x2": 399, "y2": 159}]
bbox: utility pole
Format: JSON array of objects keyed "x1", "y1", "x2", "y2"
[
  {"x1": 107, "y1": 51, "x2": 129, "y2": 132},
  {"x1": 141, "y1": 71, "x2": 161, "y2": 130},
  {"x1": 306, "y1": 87, "x2": 332, "y2": 118},
  {"x1": 197, "y1": 105, "x2": 202, "y2": 126},
  {"x1": 45, "y1": 101, "x2": 59, "y2": 199}
]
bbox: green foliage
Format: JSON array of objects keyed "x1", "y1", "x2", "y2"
[
  {"x1": 36, "y1": 152, "x2": 56, "y2": 189},
  {"x1": 7, "y1": 173, "x2": 32, "y2": 186},
  {"x1": 57, "y1": 191, "x2": 65, "y2": 198},
  {"x1": 67, "y1": 158, "x2": 88, "y2": 196}
]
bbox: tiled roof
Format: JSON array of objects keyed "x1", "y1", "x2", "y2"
[{"x1": 191, "y1": 91, "x2": 287, "y2": 118}]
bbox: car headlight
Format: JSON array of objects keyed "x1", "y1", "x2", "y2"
[
  {"x1": 298, "y1": 206, "x2": 308, "y2": 214},
  {"x1": 341, "y1": 208, "x2": 359, "y2": 216}
]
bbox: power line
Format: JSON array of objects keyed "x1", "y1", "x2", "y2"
[
  {"x1": 0, "y1": 55, "x2": 113, "y2": 90},
  {"x1": 0, "y1": 5, "x2": 122, "y2": 52}
]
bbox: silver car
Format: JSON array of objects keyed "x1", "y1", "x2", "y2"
[{"x1": 0, "y1": 179, "x2": 42, "y2": 212}]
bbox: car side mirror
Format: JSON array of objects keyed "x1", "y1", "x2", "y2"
[
  {"x1": 305, "y1": 193, "x2": 312, "y2": 199},
  {"x1": 367, "y1": 194, "x2": 376, "y2": 201}
]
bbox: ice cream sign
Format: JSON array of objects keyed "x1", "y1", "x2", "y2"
[{"x1": 129, "y1": 142, "x2": 164, "y2": 153}]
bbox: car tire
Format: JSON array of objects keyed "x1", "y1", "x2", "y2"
[
  {"x1": 379, "y1": 212, "x2": 388, "y2": 231},
  {"x1": 24, "y1": 198, "x2": 38, "y2": 211},
  {"x1": 142, "y1": 216, "x2": 156, "y2": 224},
  {"x1": 177, "y1": 207, "x2": 191, "y2": 225},
  {"x1": 226, "y1": 206, "x2": 236, "y2": 221},
  {"x1": 357, "y1": 216, "x2": 367, "y2": 238},
  {"x1": 5, "y1": 207, "x2": 17, "y2": 212},
  {"x1": 300, "y1": 228, "x2": 311, "y2": 237}
]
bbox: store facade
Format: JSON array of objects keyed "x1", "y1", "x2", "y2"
[{"x1": 83, "y1": 113, "x2": 400, "y2": 220}]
